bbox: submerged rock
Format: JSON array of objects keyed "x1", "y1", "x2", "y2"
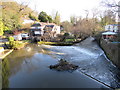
[{"x1": 49, "y1": 59, "x2": 79, "y2": 72}]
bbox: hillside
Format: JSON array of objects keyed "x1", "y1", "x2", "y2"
[{"x1": 1, "y1": 1, "x2": 37, "y2": 31}]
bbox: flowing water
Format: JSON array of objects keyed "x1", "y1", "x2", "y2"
[{"x1": 1, "y1": 37, "x2": 120, "y2": 88}]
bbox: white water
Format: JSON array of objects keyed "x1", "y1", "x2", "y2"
[{"x1": 42, "y1": 37, "x2": 120, "y2": 88}]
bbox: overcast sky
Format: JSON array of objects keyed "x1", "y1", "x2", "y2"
[{"x1": 14, "y1": 0, "x2": 119, "y2": 21}]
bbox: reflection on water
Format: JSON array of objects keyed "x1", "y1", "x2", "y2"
[
  {"x1": 0, "y1": 61, "x2": 2, "y2": 89},
  {"x1": 2, "y1": 58, "x2": 10, "y2": 88},
  {"x1": 2, "y1": 38, "x2": 120, "y2": 88}
]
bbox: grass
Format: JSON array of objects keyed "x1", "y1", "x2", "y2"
[
  {"x1": 38, "y1": 38, "x2": 81, "y2": 46},
  {"x1": 64, "y1": 39, "x2": 75, "y2": 42},
  {"x1": 38, "y1": 41, "x2": 57, "y2": 45},
  {"x1": 22, "y1": 40, "x2": 30, "y2": 43},
  {"x1": 38, "y1": 41, "x2": 74, "y2": 46}
]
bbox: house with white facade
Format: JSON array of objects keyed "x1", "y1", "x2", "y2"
[
  {"x1": 102, "y1": 24, "x2": 120, "y2": 40},
  {"x1": 105, "y1": 24, "x2": 120, "y2": 32},
  {"x1": 30, "y1": 22, "x2": 60, "y2": 37},
  {"x1": 13, "y1": 33, "x2": 22, "y2": 41},
  {"x1": 22, "y1": 19, "x2": 35, "y2": 25},
  {"x1": 29, "y1": 22, "x2": 61, "y2": 42},
  {"x1": 30, "y1": 22, "x2": 44, "y2": 37},
  {"x1": 44, "y1": 25, "x2": 60, "y2": 37}
]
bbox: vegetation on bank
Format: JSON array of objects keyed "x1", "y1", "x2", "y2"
[
  {"x1": 9, "y1": 41, "x2": 24, "y2": 50},
  {"x1": 3, "y1": 36, "x2": 28, "y2": 50},
  {"x1": 38, "y1": 41, "x2": 74, "y2": 46},
  {"x1": 0, "y1": 1, "x2": 38, "y2": 36},
  {"x1": 38, "y1": 37, "x2": 82, "y2": 46}
]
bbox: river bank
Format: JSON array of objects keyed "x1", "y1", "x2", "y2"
[
  {"x1": 100, "y1": 39, "x2": 120, "y2": 69},
  {"x1": 95, "y1": 34, "x2": 120, "y2": 69},
  {"x1": 0, "y1": 49, "x2": 13, "y2": 60},
  {"x1": 0, "y1": 40, "x2": 29, "y2": 60}
]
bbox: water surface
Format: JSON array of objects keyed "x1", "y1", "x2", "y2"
[{"x1": 2, "y1": 37, "x2": 120, "y2": 88}]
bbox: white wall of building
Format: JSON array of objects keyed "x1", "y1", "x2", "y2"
[
  {"x1": 105, "y1": 25, "x2": 118, "y2": 32},
  {"x1": 22, "y1": 19, "x2": 35, "y2": 24},
  {"x1": 13, "y1": 34, "x2": 22, "y2": 41}
]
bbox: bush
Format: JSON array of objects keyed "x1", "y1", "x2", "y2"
[
  {"x1": 9, "y1": 41, "x2": 24, "y2": 49},
  {"x1": 64, "y1": 33, "x2": 69, "y2": 37},
  {"x1": 8, "y1": 36, "x2": 14, "y2": 42},
  {"x1": 38, "y1": 41, "x2": 57, "y2": 45},
  {"x1": 38, "y1": 41, "x2": 73, "y2": 46},
  {"x1": 64, "y1": 39, "x2": 75, "y2": 42}
]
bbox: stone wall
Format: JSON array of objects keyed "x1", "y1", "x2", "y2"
[{"x1": 100, "y1": 39, "x2": 120, "y2": 69}]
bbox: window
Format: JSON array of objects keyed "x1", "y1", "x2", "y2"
[{"x1": 34, "y1": 31, "x2": 41, "y2": 34}]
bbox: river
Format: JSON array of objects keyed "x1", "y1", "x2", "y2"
[{"x1": 1, "y1": 37, "x2": 120, "y2": 88}]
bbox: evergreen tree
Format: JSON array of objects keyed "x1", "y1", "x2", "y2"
[{"x1": 38, "y1": 11, "x2": 53, "y2": 23}]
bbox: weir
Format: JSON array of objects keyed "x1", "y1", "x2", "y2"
[{"x1": 2, "y1": 37, "x2": 120, "y2": 88}]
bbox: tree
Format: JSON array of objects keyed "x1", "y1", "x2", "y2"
[
  {"x1": 38, "y1": 11, "x2": 48, "y2": 22},
  {"x1": 99, "y1": 10, "x2": 116, "y2": 28},
  {"x1": 0, "y1": 20, "x2": 4, "y2": 36},
  {"x1": 29, "y1": 13, "x2": 38, "y2": 21},
  {"x1": 70, "y1": 16, "x2": 77, "y2": 25},
  {"x1": 61, "y1": 21, "x2": 73, "y2": 33},
  {"x1": 38, "y1": 11, "x2": 53, "y2": 23},
  {"x1": 101, "y1": 0, "x2": 120, "y2": 20},
  {"x1": 47, "y1": 15, "x2": 53, "y2": 23},
  {"x1": 53, "y1": 11, "x2": 61, "y2": 25},
  {"x1": 2, "y1": 1, "x2": 35, "y2": 30},
  {"x1": 2, "y1": 2, "x2": 21, "y2": 30}
]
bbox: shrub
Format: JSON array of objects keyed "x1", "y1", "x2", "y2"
[
  {"x1": 9, "y1": 41, "x2": 24, "y2": 49},
  {"x1": 64, "y1": 39, "x2": 75, "y2": 42},
  {"x1": 8, "y1": 36, "x2": 14, "y2": 42},
  {"x1": 38, "y1": 41, "x2": 57, "y2": 45},
  {"x1": 38, "y1": 41, "x2": 73, "y2": 46}
]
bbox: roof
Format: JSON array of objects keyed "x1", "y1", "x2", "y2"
[
  {"x1": 31, "y1": 23, "x2": 41, "y2": 27},
  {"x1": 45, "y1": 25, "x2": 54, "y2": 28},
  {"x1": 102, "y1": 31, "x2": 117, "y2": 35}
]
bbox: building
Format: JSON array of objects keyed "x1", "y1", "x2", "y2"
[
  {"x1": 22, "y1": 19, "x2": 35, "y2": 25},
  {"x1": 21, "y1": 33, "x2": 29, "y2": 40},
  {"x1": 13, "y1": 33, "x2": 22, "y2": 41},
  {"x1": 102, "y1": 31, "x2": 117, "y2": 39},
  {"x1": 105, "y1": 24, "x2": 120, "y2": 32},
  {"x1": 44, "y1": 25, "x2": 60, "y2": 38},
  {"x1": 12, "y1": 30, "x2": 22, "y2": 41},
  {"x1": 30, "y1": 22, "x2": 61, "y2": 42},
  {"x1": 30, "y1": 22, "x2": 44, "y2": 36}
]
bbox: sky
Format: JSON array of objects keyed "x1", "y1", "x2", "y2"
[{"x1": 14, "y1": 0, "x2": 120, "y2": 21}]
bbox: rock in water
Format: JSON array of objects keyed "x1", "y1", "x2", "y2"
[{"x1": 49, "y1": 59, "x2": 79, "y2": 72}]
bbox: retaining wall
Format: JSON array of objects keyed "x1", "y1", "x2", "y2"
[{"x1": 100, "y1": 39, "x2": 120, "y2": 69}]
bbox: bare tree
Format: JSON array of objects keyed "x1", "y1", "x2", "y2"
[
  {"x1": 101, "y1": 0, "x2": 120, "y2": 19},
  {"x1": 91, "y1": 8, "x2": 100, "y2": 18},
  {"x1": 84, "y1": 10, "x2": 89, "y2": 20}
]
